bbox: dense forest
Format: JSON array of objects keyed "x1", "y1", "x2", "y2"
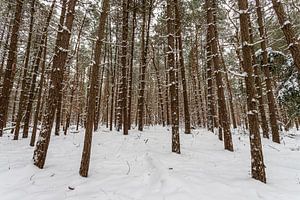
[{"x1": 0, "y1": 0, "x2": 300, "y2": 199}]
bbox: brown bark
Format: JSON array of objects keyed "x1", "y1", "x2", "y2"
[
  {"x1": 167, "y1": 0, "x2": 180, "y2": 154},
  {"x1": 248, "y1": 17, "x2": 269, "y2": 139},
  {"x1": 174, "y1": 0, "x2": 191, "y2": 134},
  {"x1": 65, "y1": 12, "x2": 86, "y2": 135},
  {"x1": 206, "y1": 41, "x2": 216, "y2": 132},
  {"x1": 79, "y1": 0, "x2": 110, "y2": 177},
  {"x1": 30, "y1": 38, "x2": 48, "y2": 146},
  {"x1": 218, "y1": 41, "x2": 237, "y2": 129},
  {"x1": 257, "y1": 0, "x2": 280, "y2": 143},
  {"x1": 29, "y1": 0, "x2": 56, "y2": 147},
  {"x1": 206, "y1": 21, "x2": 218, "y2": 134},
  {"x1": 0, "y1": 7, "x2": 9, "y2": 53},
  {"x1": 23, "y1": 0, "x2": 57, "y2": 138},
  {"x1": 271, "y1": 0, "x2": 300, "y2": 73},
  {"x1": 0, "y1": 22, "x2": 12, "y2": 83},
  {"x1": 53, "y1": 0, "x2": 68, "y2": 136},
  {"x1": 127, "y1": 0, "x2": 137, "y2": 130},
  {"x1": 119, "y1": 0, "x2": 131, "y2": 134},
  {"x1": 0, "y1": 0, "x2": 24, "y2": 136},
  {"x1": 137, "y1": 0, "x2": 153, "y2": 131},
  {"x1": 207, "y1": 0, "x2": 233, "y2": 151},
  {"x1": 0, "y1": 3, "x2": 12, "y2": 81},
  {"x1": 13, "y1": 0, "x2": 36, "y2": 140},
  {"x1": 33, "y1": 0, "x2": 77, "y2": 169},
  {"x1": 238, "y1": 0, "x2": 266, "y2": 183},
  {"x1": 116, "y1": 69, "x2": 122, "y2": 130}
]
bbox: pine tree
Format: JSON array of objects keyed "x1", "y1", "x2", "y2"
[
  {"x1": 206, "y1": 0, "x2": 233, "y2": 150},
  {"x1": 13, "y1": 0, "x2": 36, "y2": 140},
  {"x1": 174, "y1": 0, "x2": 191, "y2": 134},
  {"x1": 271, "y1": 0, "x2": 300, "y2": 73},
  {"x1": 166, "y1": 0, "x2": 180, "y2": 154},
  {"x1": 257, "y1": 0, "x2": 280, "y2": 143},
  {"x1": 120, "y1": 0, "x2": 130, "y2": 135},
  {"x1": 238, "y1": 0, "x2": 266, "y2": 183},
  {"x1": 127, "y1": 0, "x2": 137, "y2": 130},
  {"x1": 0, "y1": 0, "x2": 24, "y2": 137},
  {"x1": 79, "y1": 0, "x2": 110, "y2": 177},
  {"x1": 29, "y1": 0, "x2": 56, "y2": 146},
  {"x1": 137, "y1": 0, "x2": 153, "y2": 131},
  {"x1": 33, "y1": 0, "x2": 78, "y2": 169}
]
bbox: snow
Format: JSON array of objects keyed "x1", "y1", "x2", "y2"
[
  {"x1": 277, "y1": 71, "x2": 299, "y2": 100},
  {"x1": 0, "y1": 126, "x2": 300, "y2": 200}
]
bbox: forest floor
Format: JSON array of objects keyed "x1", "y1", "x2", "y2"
[{"x1": 0, "y1": 126, "x2": 300, "y2": 200}]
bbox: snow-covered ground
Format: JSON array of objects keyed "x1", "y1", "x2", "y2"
[{"x1": 0, "y1": 126, "x2": 300, "y2": 200}]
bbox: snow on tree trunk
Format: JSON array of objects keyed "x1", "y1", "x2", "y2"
[
  {"x1": 238, "y1": 0, "x2": 266, "y2": 183},
  {"x1": 0, "y1": 0, "x2": 24, "y2": 137},
  {"x1": 79, "y1": 0, "x2": 110, "y2": 177},
  {"x1": 33, "y1": 0, "x2": 77, "y2": 169}
]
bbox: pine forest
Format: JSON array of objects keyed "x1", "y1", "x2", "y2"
[{"x1": 0, "y1": 0, "x2": 300, "y2": 199}]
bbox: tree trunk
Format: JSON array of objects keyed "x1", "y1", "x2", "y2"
[
  {"x1": 0, "y1": 0, "x2": 24, "y2": 136},
  {"x1": 207, "y1": 0, "x2": 233, "y2": 151},
  {"x1": 53, "y1": 0, "x2": 68, "y2": 136},
  {"x1": 127, "y1": 0, "x2": 137, "y2": 130},
  {"x1": 33, "y1": 0, "x2": 77, "y2": 169},
  {"x1": 206, "y1": 30, "x2": 217, "y2": 133},
  {"x1": 238, "y1": 0, "x2": 266, "y2": 183},
  {"x1": 248, "y1": 17, "x2": 269, "y2": 139},
  {"x1": 79, "y1": 0, "x2": 110, "y2": 177},
  {"x1": 0, "y1": 3, "x2": 12, "y2": 81},
  {"x1": 218, "y1": 41, "x2": 237, "y2": 129},
  {"x1": 137, "y1": 0, "x2": 153, "y2": 131},
  {"x1": 174, "y1": 0, "x2": 191, "y2": 134},
  {"x1": 257, "y1": 0, "x2": 280, "y2": 143},
  {"x1": 166, "y1": 0, "x2": 180, "y2": 154},
  {"x1": 271, "y1": 0, "x2": 300, "y2": 73},
  {"x1": 189, "y1": 42, "x2": 202, "y2": 127},
  {"x1": 30, "y1": 37, "x2": 48, "y2": 146},
  {"x1": 119, "y1": 0, "x2": 130, "y2": 134},
  {"x1": 65, "y1": 13, "x2": 86, "y2": 135},
  {"x1": 14, "y1": 0, "x2": 36, "y2": 140},
  {"x1": 28, "y1": 0, "x2": 56, "y2": 145}
]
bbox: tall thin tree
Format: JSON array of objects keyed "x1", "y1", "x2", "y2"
[
  {"x1": 257, "y1": 0, "x2": 280, "y2": 143},
  {"x1": 13, "y1": 0, "x2": 36, "y2": 140},
  {"x1": 238, "y1": 0, "x2": 266, "y2": 183},
  {"x1": 33, "y1": 0, "x2": 78, "y2": 169},
  {"x1": 79, "y1": 0, "x2": 110, "y2": 177},
  {"x1": 0, "y1": 0, "x2": 24, "y2": 136},
  {"x1": 174, "y1": 0, "x2": 191, "y2": 134},
  {"x1": 166, "y1": 0, "x2": 180, "y2": 154},
  {"x1": 271, "y1": 0, "x2": 300, "y2": 73}
]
